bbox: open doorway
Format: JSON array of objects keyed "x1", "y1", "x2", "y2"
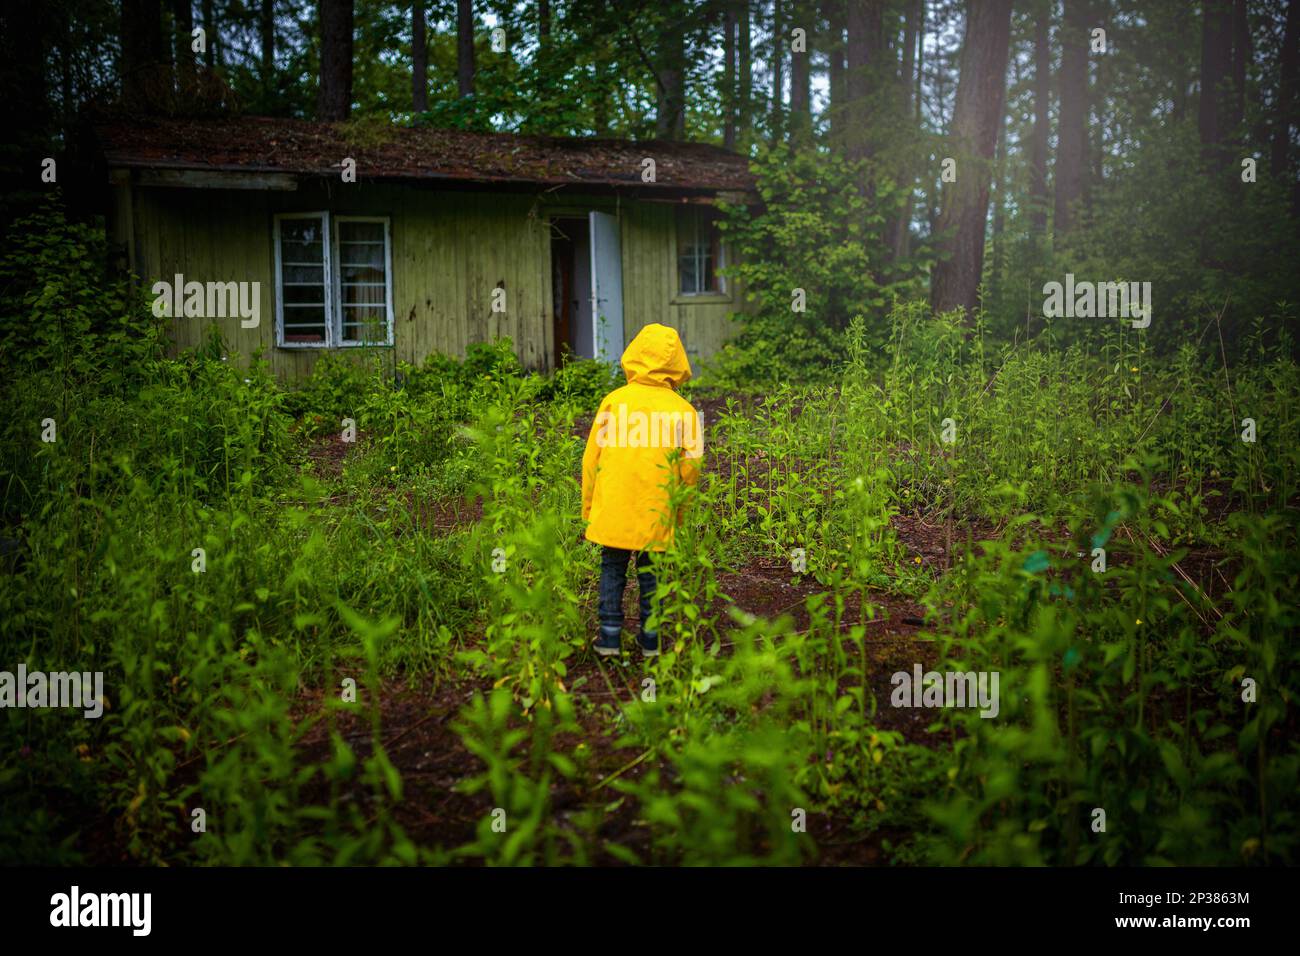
[
  {"x1": 550, "y1": 212, "x2": 624, "y2": 366},
  {"x1": 550, "y1": 217, "x2": 591, "y2": 364}
]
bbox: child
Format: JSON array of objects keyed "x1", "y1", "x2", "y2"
[{"x1": 581, "y1": 324, "x2": 702, "y2": 658}]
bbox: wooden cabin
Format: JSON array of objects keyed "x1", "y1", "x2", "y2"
[{"x1": 95, "y1": 116, "x2": 756, "y2": 380}]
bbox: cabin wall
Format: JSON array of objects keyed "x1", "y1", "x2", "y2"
[
  {"x1": 119, "y1": 177, "x2": 744, "y2": 382},
  {"x1": 618, "y1": 200, "x2": 741, "y2": 365}
]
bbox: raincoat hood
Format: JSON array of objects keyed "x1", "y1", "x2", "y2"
[{"x1": 621, "y1": 324, "x2": 692, "y2": 388}]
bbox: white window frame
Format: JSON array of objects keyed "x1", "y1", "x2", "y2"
[
  {"x1": 274, "y1": 211, "x2": 332, "y2": 348},
  {"x1": 676, "y1": 208, "x2": 727, "y2": 298},
  {"x1": 332, "y1": 215, "x2": 394, "y2": 348},
  {"x1": 273, "y1": 211, "x2": 394, "y2": 349}
]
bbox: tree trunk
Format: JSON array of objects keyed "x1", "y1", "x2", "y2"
[
  {"x1": 825, "y1": 0, "x2": 845, "y2": 147},
  {"x1": 1054, "y1": 0, "x2": 1088, "y2": 236},
  {"x1": 539, "y1": 0, "x2": 550, "y2": 39},
  {"x1": 790, "y1": 1, "x2": 812, "y2": 142},
  {"x1": 900, "y1": 0, "x2": 917, "y2": 116},
  {"x1": 174, "y1": 0, "x2": 196, "y2": 95},
  {"x1": 771, "y1": 0, "x2": 784, "y2": 139},
  {"x1": 1172, "y1": 49, "x2": 1187, "y2": 122},
  {"x1": 61, "y1": 14, "x2": 73, "y2": 139},
  {"x1": 1273, "y1": 0, "x2": 1299, "y2": 178},
  {"x1": 457, "y1": 0, "x2": 475, "y2": 98},
  {"x1": 739, "y1": 0, "x2": 752, "y2": 144},
  {"x1": 1199, "y1": 0, "x2": 1233, "y2": 167},
  {"x1": 990, "y1": 109, "x2": 1008, "y2": 308},
  {"x1": 724, "y1": 2, "x2": 738, "y2": 148},
  {"x1": 1030, "y1": 8, "x2": 1050, "y2": 235},
  {"x1": 914, "y1": 0, "x2": 923, "y2": 124},
  {"x1": 1091, "y1": 0, "x2": 1109, "y2": 196},
  {"x1": 925, "y1": 6, "x2": 942, "y2": 237},
  {"x1": 317, "y1": 0, "x2": 353, "y2": 121},
  {"x1": 413, "y1": 3, "x2": 428, "y2": 112},
  {"x1": 1092, "y1": 0, "x2": 1112, "y2": 195},
  {"x1": 259, "y1": 0, "x2": 274, "y2": 102},
  {"x1": 122, "y1": 0, "x2": 167, "y2": 112},
  {"x1": 593, "y1": 80, "x2": 611, "y2": 133},
  {"x1": 886, "y1": 0, "x2": 920, "y2": 260},
  {"x1": 202, "y1": 0, "x2": 215, "y2": 69},
  {"x1": 162, "y1": 2, "x2": 175, "y2": 82},
  {"x1": 1229, "y1": 0, "x2": 1249, "y2": 138},
  {"x1": 929, "y1": 0, "x2": 1013, "y2": 317},
  {"x1": 656, "y1": 16, "x2": 686, "y2": 139},
  {"x1": 845, "y1": 0, "x2": 884, "y2": 166}
]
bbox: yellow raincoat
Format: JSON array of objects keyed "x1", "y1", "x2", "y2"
[{"x1": 581, "y1": 324, "x2": 702, "y2": 551}]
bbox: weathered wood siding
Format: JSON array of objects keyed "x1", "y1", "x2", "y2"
[
  {"x1": 618, "y1": 200, "x2": 742, "y2": 365},
  {"x1": 120, "y1": 178, "x2": 744, "y2": 381}
]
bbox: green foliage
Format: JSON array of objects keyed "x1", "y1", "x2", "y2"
[
  {"x1": 536, "y1": 357, "x2": 622, "y2": 409},
  {"x1": 918, "y1": 490, "x2": 1298, "y2": 865},
  {"x1": 0, "y1": 196, "x2": 163, "y2": 387},
  {"x1": 709, "y1": 144, "x2": 926, "y2": 386}
]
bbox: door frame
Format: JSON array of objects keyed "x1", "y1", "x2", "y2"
[{"x1": 588, "y1": 210, "x2": 625, "y2": 365}]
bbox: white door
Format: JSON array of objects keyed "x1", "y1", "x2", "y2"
[{"x1": 588, "y1": 211, "x2": 625, "y2": 364}]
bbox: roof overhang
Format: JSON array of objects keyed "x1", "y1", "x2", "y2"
[{"x1": 96, "y1": 116, "x2": 759, "y2": 202}]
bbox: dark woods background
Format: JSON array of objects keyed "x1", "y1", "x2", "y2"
[{"x1": 1, "y1": 0, "x2": 1297, "y2": 367}]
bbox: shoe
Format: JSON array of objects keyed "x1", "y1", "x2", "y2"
[
  {"x1": 593, "y1": 630, "x2": 622, "y2": 658},
  {"x1": 638, "y1": 631, "x2": 659, "y2": 658}
]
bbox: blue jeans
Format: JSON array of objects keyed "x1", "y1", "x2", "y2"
[{"x1": 598, "y1": 547, "x2": 657, "y2": 639}]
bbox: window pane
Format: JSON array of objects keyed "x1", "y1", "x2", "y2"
[
  {"x1": 339, "y1": 220, "x2": 385, "y2": 244},
  {"x1": 677, "y1": 211, "x2": 695, "y2": 294},
  {"x1": 283, "y1": 284, "x2": 326, "y2": 306},
  {"x1": 281, "y1": 218, "x2": 325, "y2": 246},
  {"x1": 282, "y1": 264, "x2": 324, "y2": 284},
  {"x1": 340, "y1": 262, "x2": 384, "y2": 283},
  {"x1": 708, "y1": 224, "x2": 723, "y2": 292},
  {"x1": 338, "y1": 220, "x2": 388, "y2": 343},
  {"x1": 282, "y1": 305, "x2": 326, "y2": 343},
  {"x1": 279, "y1": 219, "x2": 326, "y2": 264},
  {"x1": 340, "y1": 242, "x2": 385, "y2": 270},
  {"x1": 280, "y1": 242, "x2": 323, "y2": 264},
  {"x1": 678, "y1": 253, "x2": 698, "y2": 295},
  {"x1": 341, "y1": 307, "x2": 386, "y2": 342},
  {"x1": 677, "y1": 208, "x2": 722, "y2": 295},
  {"x1": 700, "y1": 244, "x2": 715, "y2": 292},
  {"x1": 279, "y1": 216, "x2": 328, "y2": 345}
]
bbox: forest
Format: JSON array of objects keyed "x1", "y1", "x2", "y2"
[{"x1": 0, "y1": 0, "x2": 1297, "y2": 871}]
